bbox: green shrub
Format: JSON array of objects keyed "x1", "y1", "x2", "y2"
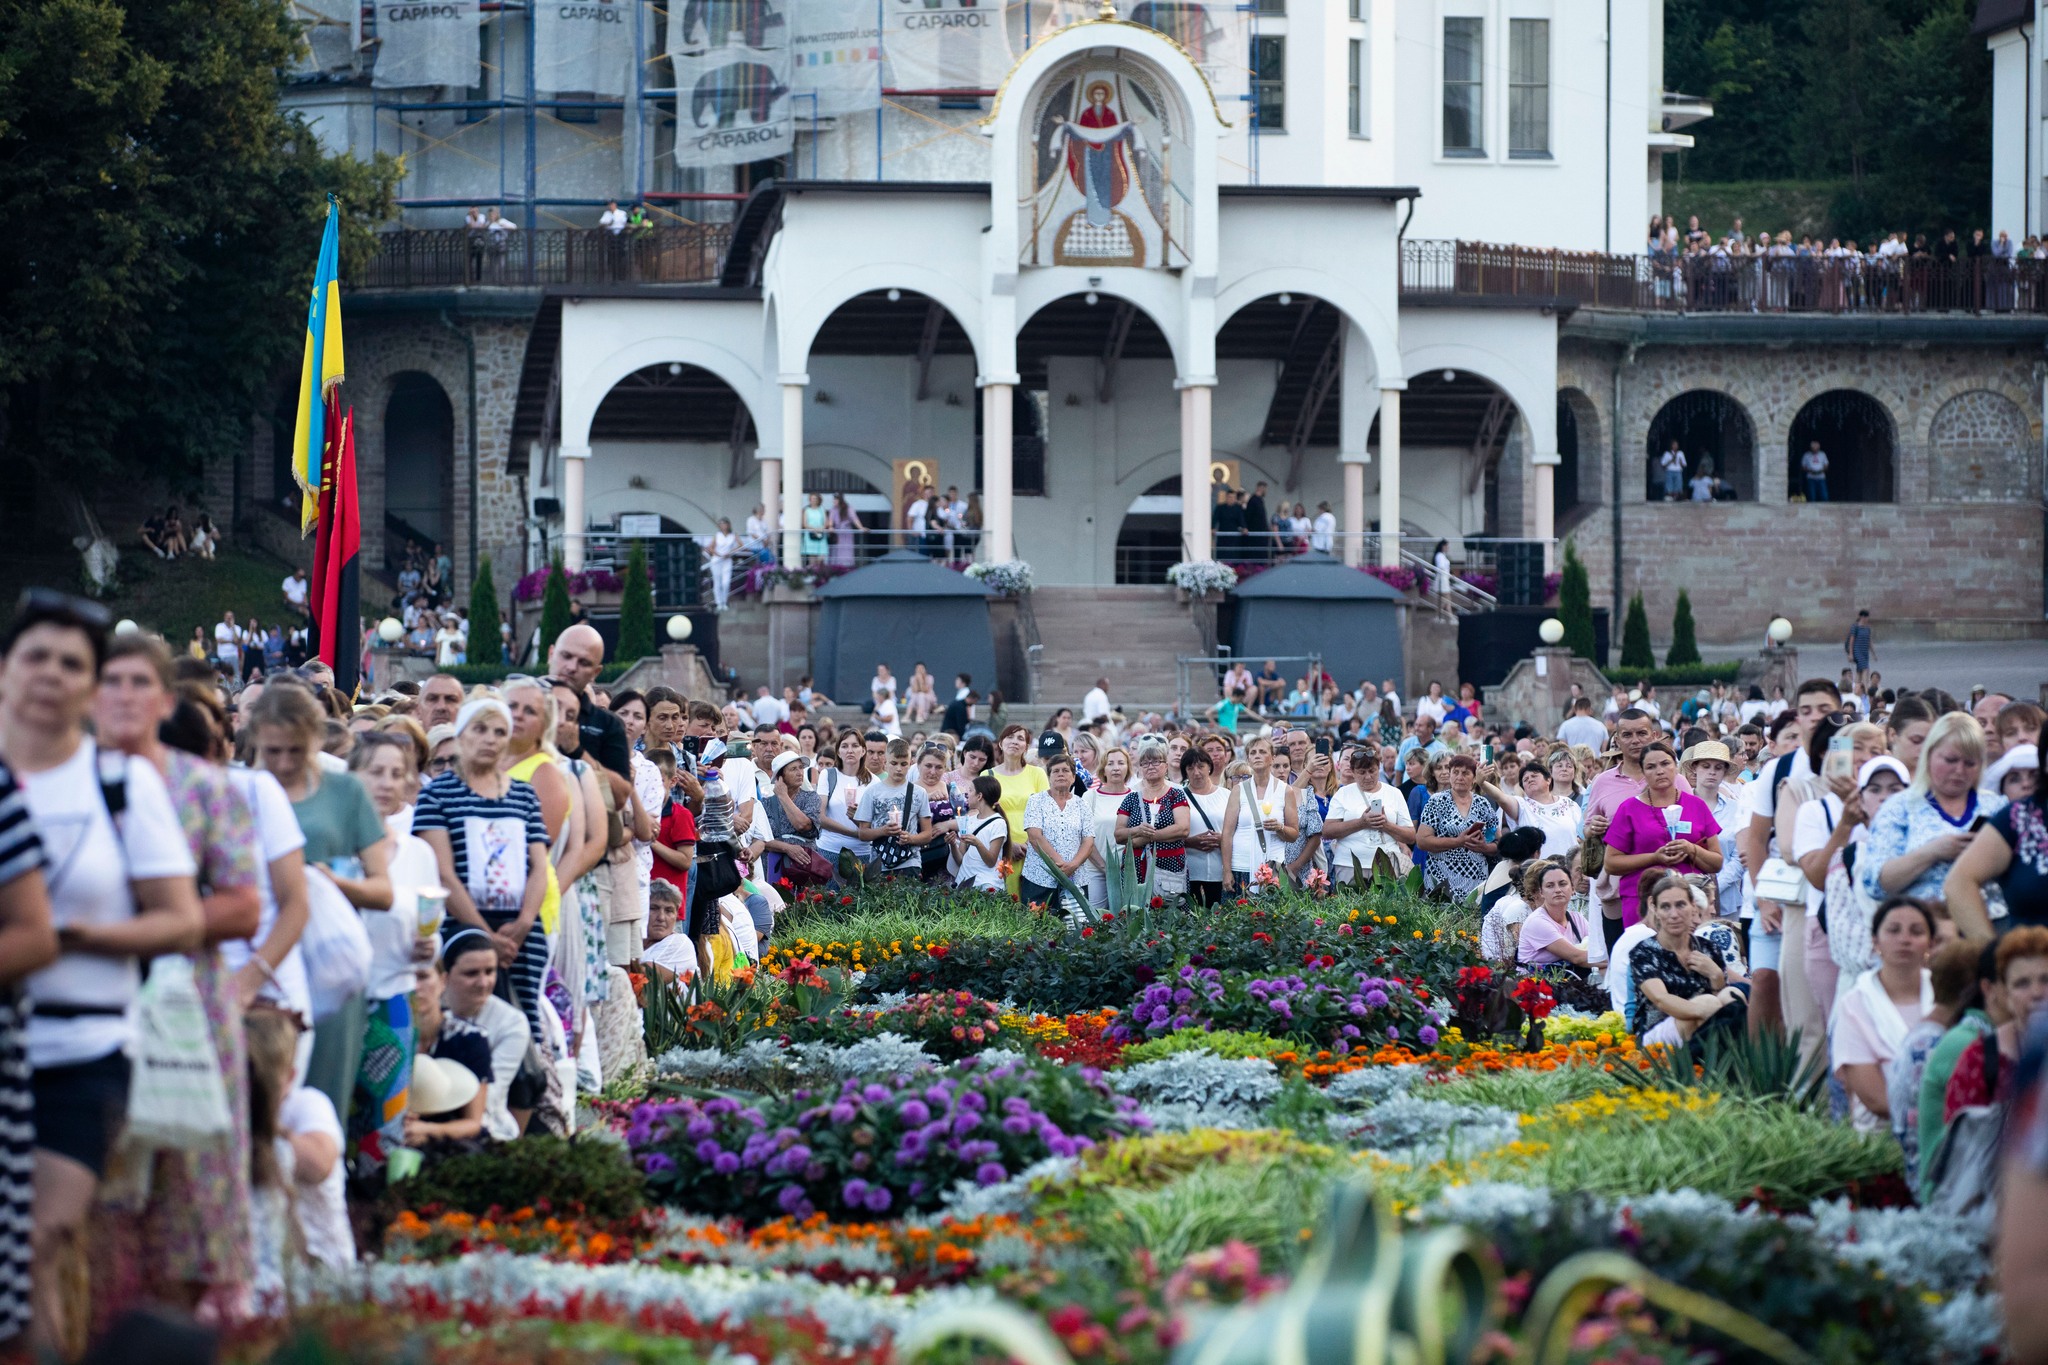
[
  {"x1": 389, "y1": 1135, "x2": 644, "y2": 1222},
  {"x1": 432, "y1": 660, "x2": 637, "y2": 689},
  {"x1": 537, "y1": 554, "x2": 572, "y2": 664},
  {"x1": 617, "y1": 539, "x2": 655, "y2": 662},
  {"x1": 1557, "y1": 540, "x2": 1596, "y2": 660},
  {"x1": 466, "y1": 556, "x2": 502, "y2": 666},
  {"x1": 1619, "y1": 591, "x2": 1655, "y2": 670},
  {"x1": 1636, "y1": 660, "x2": 1742, "y2": 688},
  {"x1": 1666, "y1": 588, "x2": 1701, "y2": 667}
]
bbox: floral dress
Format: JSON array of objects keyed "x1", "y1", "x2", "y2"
[
  {"x1": 1417, "y1": 791, "x2": 1499, "y2": 901},
  {"x1": 96, "y1": 750, "x2": 260, "y2": 1324}
]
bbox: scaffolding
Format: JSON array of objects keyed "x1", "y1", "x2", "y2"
[{"x1": 286, "y1": 3, "x2": 1256, "y2": 237}]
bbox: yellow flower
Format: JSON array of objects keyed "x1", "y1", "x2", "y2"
[{"x1": 1412, "y1": 930, "x2": 1423, "y2": 939}]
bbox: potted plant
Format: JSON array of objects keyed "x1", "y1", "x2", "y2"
[
  {"x1": 965, "y1": 559, "x2": 1035, "y2": 597},
  {"x1": 1165, "y1": 559, "x2": 1237, "y2": 602}
]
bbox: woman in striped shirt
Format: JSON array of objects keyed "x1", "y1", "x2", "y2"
[{"x1": 411, "y1": 700, "x2": 550, "y2": 1045}]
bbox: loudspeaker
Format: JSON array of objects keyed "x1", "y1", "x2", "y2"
[
  {"x1": 533, "y1": 496, "x2": 563, "y2": 518},
  {"x1": 1494, "y1": 542, "x2": 1545, "y2": 606}
]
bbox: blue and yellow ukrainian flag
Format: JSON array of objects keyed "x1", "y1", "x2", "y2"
[{"x1": 292, "y1": 197, "x2": 346, "y2": 535}]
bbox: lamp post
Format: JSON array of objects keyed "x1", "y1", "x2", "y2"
[
  {"x1": 666, "y1": 614, "x2": 693, "y2": 643},
  {"x1": 1538, "y1": 617, "x2": 1565, "y2": 646},
  {"x1": 378, "y1": 617, "x2": 404, "y2": 645}
]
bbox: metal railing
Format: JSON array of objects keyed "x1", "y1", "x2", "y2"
[
  {"x1": 357, "y1": 225, "x2": 732, "y2": 289},
  {"x1": 1401, "y1": 239, "x2": 2048, "y2": 315}
]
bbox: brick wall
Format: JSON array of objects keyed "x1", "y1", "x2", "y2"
[{"x1": 1556, "y1": 336, "x2": 2045, "y2": 642}]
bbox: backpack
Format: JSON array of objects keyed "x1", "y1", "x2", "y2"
[{"x1": 1922, "y1": 1032, "x2": 2003, "y2": 1227}]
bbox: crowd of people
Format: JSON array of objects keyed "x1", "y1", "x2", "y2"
[
  {"x1": 1645, "y1": 215, "x2": 2046, "y2": 313},
  {"x1": 7, "y1": 563, "x2": 2048, "y2": 1353}
]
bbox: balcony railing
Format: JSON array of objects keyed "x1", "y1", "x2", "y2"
[
  {"x1": 1400, "y1": 239, "x2": 2048, "y2": 315},
  {"x1": 355, "y1": 225, "x2": 732, "y2": 289}
]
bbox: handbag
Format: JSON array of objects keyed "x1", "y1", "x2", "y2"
[
  {"x1": 299, "y1": 866, "x2": 373, "y2": 1020},
  {"x1": 780, "y1": 843, "x2": 836, "y2": 886},
  {"x1": 1753, "y1": 856, "x2": 1809, "y2": 906},
  {"x1": 695, "y1": 842, "x2": 744, "y2": 901},
  {"x1": 124, "y1": 955, "x2": 233, "y2": 1151}
]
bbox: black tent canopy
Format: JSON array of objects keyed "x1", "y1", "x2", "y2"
[
  {"x1": 812, "y1": 551, "x2": 997, "y2": 702},
  {"x1": 1229, "y1": 551, "x2": 1404, "y2": 692}
]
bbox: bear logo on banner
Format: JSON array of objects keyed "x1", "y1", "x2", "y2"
[{"x1": 671, "y1": 0, "x2": 796, "y2": 167}]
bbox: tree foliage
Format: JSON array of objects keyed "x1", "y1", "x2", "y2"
[
  {"x1": 1558, "y1": 541, "x2": 1597, "y2": 662},
  {"x1": 0, "y1": 0, "x2": 400, "y2": 490},
  {"x1": 537, "y1": 556, "x2": 572, "y2": 666},
  {"x1": 1665, "y1": 0, "x2": 1990, "y2": 238},
  {"x1": 1667, "y1": 589, "x2": 1702, "y2": 668},
  {"x1": 617, "y1": 540, "x2": 655, "y2": 663},
  {"x1": 1619, "y1": 593, "x2": 1657, "y2": 672},
  {"x1": 468, "y1": 556, "x2": 501, "y2": 666}
]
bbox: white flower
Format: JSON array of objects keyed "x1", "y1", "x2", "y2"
[
  {"x1": 1165, "y1": 560, "x2": 1238, "y2": 594},
  {"x1": 964, "y1": 560, "x2": 1035, "y2": 594}
]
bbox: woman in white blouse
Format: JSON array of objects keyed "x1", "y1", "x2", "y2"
[
  {"x1": 1021, "y1": 754, "x2": 1094, "y2": 916},
  {"x1": 1077, "y1": 747, "x2": 1131, "y2": 908},
  {"x1": 1220, "y1": 734, "x2": 1299, "y2": 894}
]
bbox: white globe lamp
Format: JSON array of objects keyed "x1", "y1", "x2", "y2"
[
  {"x1": 666, "y1": 614, "x2": 693, "y2": 642},
  {"x1": 1766, "y1": 617, "x2": 1793, "y2": 645},
  {"x1": 377, "y1": 617, "x2": 404, "y2": 644},
  {"x1": 113, "y1": 619, "x2": 139, "y2": 637},
  {"x1": 1537, "y1": 618, "x2": 1565, "y2": 646}
]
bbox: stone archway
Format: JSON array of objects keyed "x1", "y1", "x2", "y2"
[
  {"x1": 1929, "y1": 389, "x2": 2034, "y2": 503},
  {"x1": 1114, "y1": 476, "x2": 1185, "y2": 585},
  {"x1": 383, "y1": 372, "x2": 456, "y2": 575},
  {"x1": 1644, "y1": 391, "x2": 1756, "y2": 502},
  {"x1": 1787, "y1": 390, "x2": 1895, "y2": 503}
]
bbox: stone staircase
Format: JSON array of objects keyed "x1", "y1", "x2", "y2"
[{"x1": 1025, "y1": 586, "x2": 1214, "y2": 713}]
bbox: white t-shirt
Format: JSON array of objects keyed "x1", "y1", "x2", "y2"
[
  {"x1": 1082, "y1": 686, "x2": 1111, "y2": 722},
  {"x1": 873, "y1": 695, "x2": 901, "y2": 738},
  {"x1": 19, "y1": 740, "x2": 196, "y2": 1068},
  {"x1": 435, "y1": 627, "x2": 464, "y2": 666},
  {"x1": 1416, "y1": 695, "x2": 1448, "y2": 724},
  {"x1": 954, "y1": 813, "x2": 1009, "y2": 891},
  {"x1": 1513, "y1": 794, "x2": 1584, "y2": 859},
  {"x1": 720, "y1": 895, "x2": 760, "y2": 960},
  {"x1": 642, "y1": 932, "x2": 698, "y2": 982},
  {"x1": 1324, "y1": 781, "x2": 1413, "y2": 873},
  {"x1": 455, "y1": 994, "x2": 531, "y2": 1142},
  {"x1": 1557, "y1": 714, "x2": 1608, "y2": 752},
  {"x1": 214, "y1": 622, "x2": 243, "y2": 663},
  {"x1": 814, "y1": 770, "x2": 869, "y2": 860},
  {"x1": 1181, "y1": 785, "x2": 1230, "y2": 882},
  {"x1": 871, "y1": 673, "x2": 897, "y2": 702},
  {"x1": 1659, "y1": 449, "x2": 1687, "y2": 475},
  {"x1": 282, "y1": 575, "x2": 309, "y2": 610},
  {"x1": 1802, "y1": 449, "x2": 1829, "y2": 475},
  {"x1": 599, "y1": 207, "x2": 627, "y2": 234},
  {"x1": 750, "y1": 695, "x2": 785, "y2": 729},
  {"x1": 372, "y1": 807, "x2": 433, "y2": 1000},
  {"x1": 278, "y1": 1087, "x2": 354, "y2": 1269},
  {"x1": 907, "y1": 499, "x2": 929, "y2": 532},
  {"x1": 219, "y1": 768, "x2": 311, "y2": 1020},
  {"x1": 1791, "y1": 793, "x2": 1848, "y2": 914}
]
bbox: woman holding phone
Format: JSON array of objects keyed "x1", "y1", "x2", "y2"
[{"x1": 1601, "y1": 742, "x2": 1722, "y2": 931}]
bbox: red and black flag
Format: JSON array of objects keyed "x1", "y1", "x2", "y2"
[{"x1": 309, "y1": 405, "x2": 361, "y2": 695}]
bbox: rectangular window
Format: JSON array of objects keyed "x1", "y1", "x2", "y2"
[
  {"x1": 1250, "y1": 0, "x2": 1285, "y2": 12},
  {"x1": 1348, "y1": 38, "x2": 1365, "y2": 136},
  {"x1": 1252, "y1": 35, "x2": 1285, "y2": 132},
  {"x1": 1509, "y1": 19, "x2": 1550, "y2": 157},
  {"x1": 1348, "y1": 0, "x2": 1363, "y2": 16},
  {"x1": 1441, "y1": 16, "x2": 1483, "y2": 155}
]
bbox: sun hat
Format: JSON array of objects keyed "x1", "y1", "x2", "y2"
[
  {"x1": 1679, "y1": 740, "x2": 1733, "y2": 777},
  {"x1": 1983, "y1": 745, "x2": 2037, "y2": 794},
  {"x1": 454, "y1": 697, "x2": 511, "y2": 736},
  {"x1": 408, "y1": 1054, "x2": 480, "y2": 1116},
  {"x1": 770, "y1": 750, "x2": 805, "y2": 778}
]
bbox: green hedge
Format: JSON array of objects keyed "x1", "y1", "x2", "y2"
[{"x1": 1620, "y1": 660, "x2": 1742, "y2": 688}]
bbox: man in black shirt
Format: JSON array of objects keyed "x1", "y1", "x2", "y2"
[
  {"x1": 1244, "y1": 481, "x2": 1270, "y2": 563},
  {"x1": 1214, "y1": 488, "x2": 1244, "y2": 561},
  {"x1": 941, "y1": 673, "x2": 972, "y2": 737},
  {"x1": 549, "y1": 624, "x2": 632, "y2": 785}
]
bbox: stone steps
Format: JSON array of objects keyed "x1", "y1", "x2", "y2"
[{"x1": 1027, "y1": 586, "x2": 1215, "y2": 709}]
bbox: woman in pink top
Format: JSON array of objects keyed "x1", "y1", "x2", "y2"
[
  {"x1": 1516, "y1": 859, "x2": 1592, "y2": 970},
  {"x1": 1603, "y1": 742, "x2": 1723, "y2": 927}
]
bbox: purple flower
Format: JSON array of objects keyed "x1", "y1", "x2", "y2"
[
  {"x1": 685, "y1": 1116, "x2": 716, "y2": 1140},
  {"x1": 777, "y1": 1185, "x2": 808, "y2": 1213},
  {"x1": 1386, "y1": 1025, "x2": 1399, "y2": 1039},
  {"x1": 1047, "y1": 1136, "x2": 1077, "y2": 1158},
  {"x1": 695, "y1": 1139, "x2": 722, "y2": 1163},
  {"x1": 975, "y1": 1161, "x2": 1009, "y2": 1186},
  {"x1": 864, "y1": 1185, "x2": 893, "y2": 1213},
  {"x1": 842, "y1": 1178, "x2": 871, "y2": 1205},
  {"x1": 1001, "y1": 1097, "x2": 1031, "y2": 1116},
  {"x1": 1419, "y1": 1026, "x2": 1439, "y2": 1046},
  {"x1": 640, "y1": 1152, "x2": 676, "y2": 1176},
  {"x1": 830, "y1": 1101, "x2": 858, "y2": 1124},
  {"x1": 713, "y1": 1151, "x2": 740, "y2": 1174},
  {"x1": 863, "y1": 1084, "x2": 892, "y2": 1104},
  {"x1": 951, "y1": 1111, "x2": 981, "y2": 1136},
  {"x1": 899, "y1": 1099, "x2": 931, "y2": 1126},
  {"x1": 1002, "y1": 1115, "x2": 1033, "y2": 1136},
  {"x1": 1365, "y1": 989, "x2": 1389, "y2": 1008}
]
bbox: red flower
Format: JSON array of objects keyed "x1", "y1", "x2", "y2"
[
  {"x1": 1081, "y1": 927, "x2": 1095, "y2": 938},
  {"x1": 1047, "y1": 1305, "x2": 1092, "y2": 1335},
  {"x1": 1102, "y1": 912, "x2": 1115, "y2": 921},
  {"x1": 840, "y1": 895, "x2": 855, "y2": 906},
  {"x1": 1251, "y1": 931, "x2": 1273, "y2": 944},
  {"x1": 1150, "y1": 896, "x2": 1164, "y2": 909},
  {"x1": 929, "y1": 944, "x2": 949, "y2": 959}
]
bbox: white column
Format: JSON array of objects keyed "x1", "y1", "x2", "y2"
[
  {"x1": 1178, "y1": 380, "x2": 1213, "y2": 560},
  {"x1": 778, "y1": 379, "x2": 806, "y2": 566},
  {"x1": 561, "y1": 444, "x2": 590, "y2": 570},
  {"x1": 982, "y1": 381, "x2": 1015, "y2": 562},
  {"x1": 1340, "y1": 455, "x2": 1366, "y2": 567},
  {"x1": 760, "y1": 456, "x2": 782, "y2": 545},
  {"x1": 1531, "y1": 452, "x2": 1560, "y2": 571},
  {"x1": 1376, "y1": 385, "x2": 1403, "y2": 567}
]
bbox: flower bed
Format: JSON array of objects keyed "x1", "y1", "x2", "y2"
[{"x1": 296, "y1": 878, "x2": 1997, "y2": 1365}]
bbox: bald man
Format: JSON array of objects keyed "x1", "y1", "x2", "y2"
[{"x1": 549, "y1": 623, "x2": 632, "y2": 783}]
